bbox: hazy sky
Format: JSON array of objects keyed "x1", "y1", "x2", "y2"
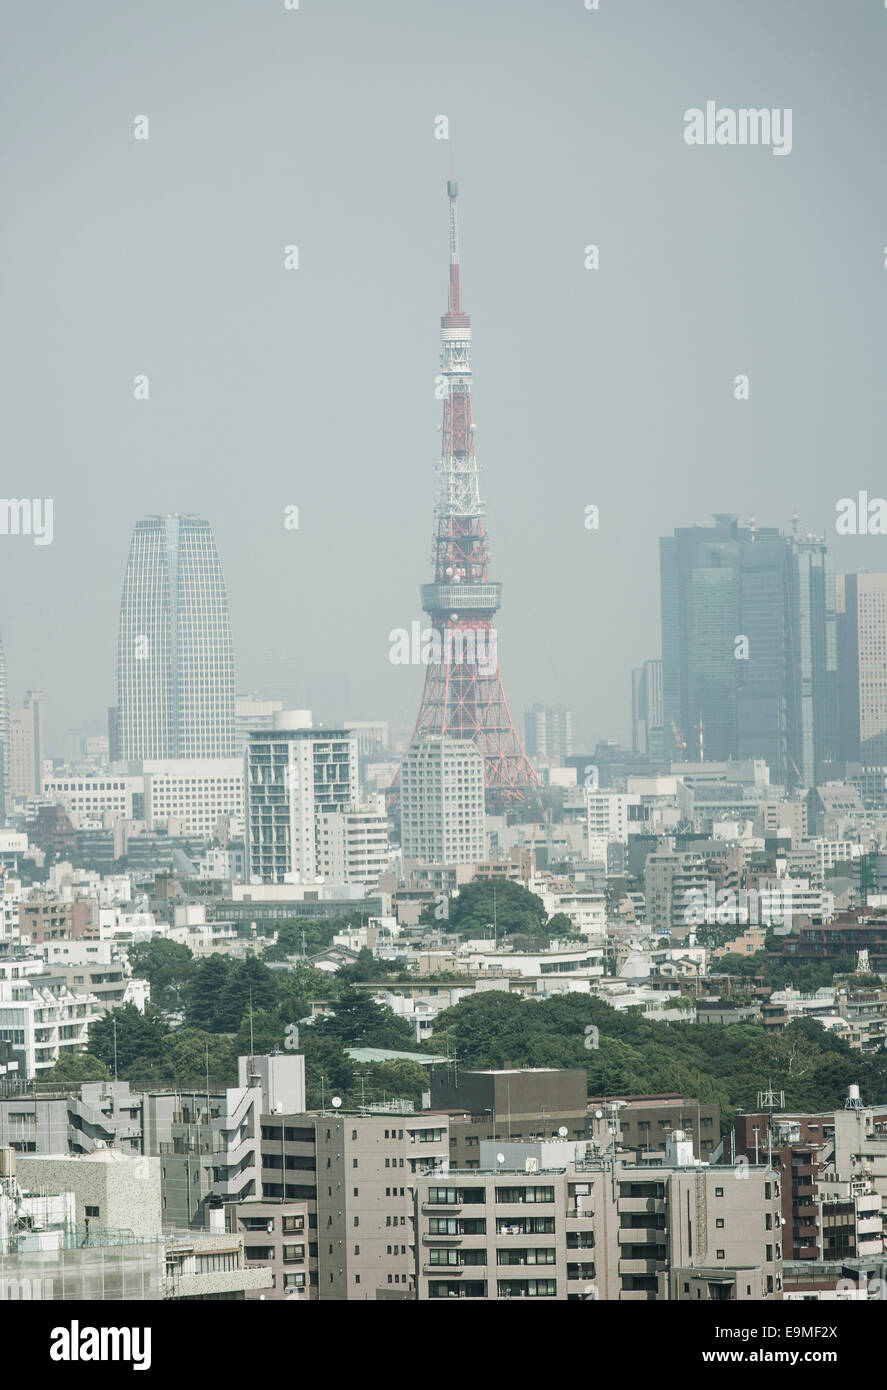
[{"x1": 2, "y1": 0, "x2": 885, "y2": 752}]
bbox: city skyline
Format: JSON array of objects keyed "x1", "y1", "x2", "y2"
[{"x1": 2, "y1": 0, "x2": 885, "y2": 753}]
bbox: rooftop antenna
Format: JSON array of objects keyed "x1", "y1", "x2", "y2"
[{"x1": 757, "y1": 1079, "x2": 784, "y2": 1169}]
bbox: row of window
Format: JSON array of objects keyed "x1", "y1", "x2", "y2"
[{"x1": 427, "y1": 1187, "x2": 556, "y2": 1206}]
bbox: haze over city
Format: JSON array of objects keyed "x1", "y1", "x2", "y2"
[{"x1": 2, "y1": 0, "x2": 885, "y2": 751}]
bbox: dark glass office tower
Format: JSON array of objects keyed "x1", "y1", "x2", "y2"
[
  {"x1": 660, "y1": 517, "x2": 837, "y2": 787},
  {"x1": 660, "y1": 516, "x2": 742, "y2": 763}
]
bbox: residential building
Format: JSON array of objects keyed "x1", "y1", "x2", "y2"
[
  {"x1": 0, "y1": 975, "x2": 101, "y2": 1076},
  {"x1": 317, "y1": 804, "x2": 390, "y2": 885},
  {"x1": 400, "y1": 736, "x2": 485, "y2": 865},
  {"x1": 524, "y1": 704, "x2": 574, "y2": 766},
  {"x1": 428, "y1": 1067, "x2": 589, "y2": 1170},
  {"x1": 235, "y1": 694, "x2": 284, "y2": 754},
  {"x1": 8, "y1": 690, "x2": 44, "y2": 802},
  {"x1": 223, "y1": 1196, "x2": 312, "y2": 1299},
  {"x1": 245, "y1": 712, "x2": 358, "y2": 883},
  {"x1": 588, "y1": 1094, "x2": 719, "y2": 1161},
  {"x1": 258, "y1": 1110, "x2": 450, "y2": 1299}
]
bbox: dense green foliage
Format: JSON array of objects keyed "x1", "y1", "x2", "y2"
[
  {"x1": 419, "y1": 879, "x2": 549, "y2": 937},
  {"x1": 127, "y1": 938, "x2": 196, "y2": 1008},
  {"x1": 429, "y1": 990, "x2": 887, "y2": 1127}
]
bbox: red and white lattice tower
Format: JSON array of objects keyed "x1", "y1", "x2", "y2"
[{"x1": 405, "y1": 166, "x2": 540, "y2": 815}]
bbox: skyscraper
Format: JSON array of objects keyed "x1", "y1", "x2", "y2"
[
  {"x1": 524, "y1": 703, "x2": 574, "y2": 766},
  {"x1": 631, "y1": 660, "x2": 664, "y2": 759},
  {"x1": 0, "y1": 634, "x2": 8, "y2": 818},
  {"x1": 116, "y1": 515, "x2": 235, "y2": 760},
  {"x1": 837, "y1": 573, "x2": 887, "y2": 764},
  {"x1": 8, "y1": 690, "x2": 44, "y2": 802},
  {"x1": 660, "y1": 516, "x2": 837, "y2": 787}
]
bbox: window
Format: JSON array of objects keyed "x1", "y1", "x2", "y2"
[
  {"x1": 85, "y1": 1206, "x2": 100, "y2": 1218},
  {"x1": 352, "y1": 1130, "x2": 358, "y2": 1140},
  {"x1": 714, "y1": 1188, "x2": 724, "y2": 1198},
  {"x1": 716, "y1": 1249, "x2": 725, "y2": 1259},
  {"x1": 353, "y1": 1159, "x2": 358, "y2": 1168},
  {"x1": 495, "y1": 1186, "x2": 555, "y2": 1205},
  {"x1": 283, "y1": 1215, "x2": 304, "y2": 1234},
  {"x1": 354, "y1": 1217, "x2": 359, "y2": 1227},
  {"x1": 715, "y1": 1219, "x2": 724, "y2": 1229},
  {"x1": 354, "y1": 1245, "x2": 359, "y2": 1255},
  {"x1": 283, "y1": 1244, "x2": 305, "y2": 1263}
]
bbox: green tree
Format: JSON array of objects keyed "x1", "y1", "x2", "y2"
[
  {"x1": 42, "y1": 1052, "x2": 111, "y2": 1085},
  {"x1": 545, "y1": 913, "x2": 576, "y2": 939},
  {"x1": 314, "y1": 988, "x2": 416, "y2": 1050},
  {"x1": 438, "y1": 879, "x2": 547, "y2": 938},
  {"x1": 159, "y1": 1029, "x2": 237, "y2": 1088},
  {"x1": 182, "y1": 956, "x2": 233, "y2": 1031},
  {"x1": 370, "y1": 1058, "x2": 429, "y2": 1105},
  {"x1": 87, "y1": 1003, "x2": 169, "y2": 1077},
  {"x1": 127, "y1": 938, "x2": 195, "y2": 1009}
]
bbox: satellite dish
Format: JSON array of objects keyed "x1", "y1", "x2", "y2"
[
  {"x1": 558, "y1": 1126, "x2": 568, "y2": 1138},
  {"x1": 594, "y1": 1110, "x2": 603, "y2": 1120},
  {"x1": 496, "y1": 1152, "x2": 505, "y2": 1164},
  {"x1": 332, "y1": 1097, "x2": 342, "y2": 1109}
]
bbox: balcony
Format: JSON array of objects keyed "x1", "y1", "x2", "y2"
[
  {"x1": 619, "y1": 1196, "x2": 667, "y2": 1216},
  {"x1": 617, "y1": 1227, "x2": 664, "y2": 1245},
  {"x1": 618, "y1": 1259, "x2": 662, "y2": 1276}
]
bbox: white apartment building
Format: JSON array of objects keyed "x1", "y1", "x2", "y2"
[
  {"x1": 541, "y1": 890, "x2": 607, "y2": 939},
  {"x1": 0, "y1": 975, "x2": 101, "y2": 1076},
  {"x1": 245, "y1": 712, "x2": 359, "y2": 884},
  {"x1": 317, "y1": 805, "x2": 390, "y2": 885},
  {"x1": 400, "y1": 736, "x2": 485, "y2": 865},
  {"x1": 42, "y1": 774, "x2": 142, "y2": 822},
  {"x1": 143, "y1": 758, "x2": 244, "y2": 838},
  {"x1": 585, "y1": 791, "x2": 639, "y2": 847},
  {"x1": 235, "y1": 694, "x2": 284, "y2": 754},
  {"x1": 0, "y1": 875, "x2": 22, "y2": 943},
  {"x1": 344, "y1": 721, "x2": 389, "y2": 755}
]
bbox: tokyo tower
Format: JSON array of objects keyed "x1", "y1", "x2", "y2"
[{"x1": 405, "y1": 161, "x2": 540, "y2": 815}]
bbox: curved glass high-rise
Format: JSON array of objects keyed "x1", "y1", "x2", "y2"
[{"x1": 116, "y1": 515, "x2": 235, "y2": 760}]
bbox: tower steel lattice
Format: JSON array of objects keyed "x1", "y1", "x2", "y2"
[{"x1": 404, "y1": 167, "x2": 540, "y2": 815}]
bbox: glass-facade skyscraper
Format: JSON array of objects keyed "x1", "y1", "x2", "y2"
[
  {"x1": 116, "y1": 515, "x2": 235, "y2": 760},
  {"x1": 0, "y1": 632, "x2": 8, "y2": 818},
  {"x1": 660, "y1": 516, "x2": 837, "y2": 787}
]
